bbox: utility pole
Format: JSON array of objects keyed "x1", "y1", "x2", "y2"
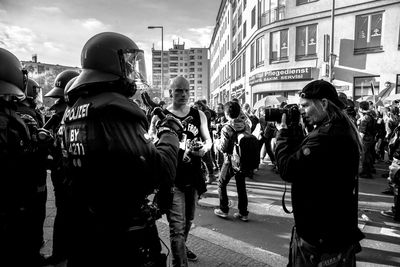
[{"x1": 329, "y1": 0, "x2": 335, "y2": 82}]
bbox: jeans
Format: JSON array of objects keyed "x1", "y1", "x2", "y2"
[
  {"x1": 167, "y1": 186, "x2": 197, "y2": 267},
  {"x1": 218, "y1": 160, "x2": 248, "y2": 216}
]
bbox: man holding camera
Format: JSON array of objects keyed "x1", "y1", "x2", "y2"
[{"x1": 275, "y1": 80, "x2": 364, "y2": 266}]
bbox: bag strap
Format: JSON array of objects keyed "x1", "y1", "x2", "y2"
[{"x1": 282, "y1": 182, "x2": 293, "y2": 214}]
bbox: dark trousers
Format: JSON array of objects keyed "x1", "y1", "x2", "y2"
[
  {"x1": 288, "y1": 227, "x2": 357, "y2": 267},
  {"x1": 218, "y1": 161, "x2": 248, "y2": 216},
  {"x1": 52, "y1": 184, "x2": 70, "y2": 259},
  {"x1": 361, "y1": 140, "x2": 375, "y2": 176}
]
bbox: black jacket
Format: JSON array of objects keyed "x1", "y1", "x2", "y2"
[
  {"x1": 275, "y1": 117, "x2": 364, "y2": 251},
  {"x1": 63, "y1": 91, "x2": 179, "y2": 228}
]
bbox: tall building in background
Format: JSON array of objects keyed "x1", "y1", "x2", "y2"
[
  {"x1": 209, "y1": 0, "x2": 400, "y2": 107},
  {"x1": 151, "y1": 42, "x2": 209, "y2": 103},
  {"x1": 22, "y1": 55, "x2": 80, "y2": 107}
]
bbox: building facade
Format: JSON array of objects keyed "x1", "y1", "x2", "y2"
[
  {"x1": 22, "y1": 58, "x2": 80, "y2": 107},
  {"x1": 210, "y1": 0, "x2": 232, "y2": 106},
  {"x1": 209, "y1": 0, "x2": 400, "y2": 108},
  {"x1": 151, "y1": 42, "x2": 209, "y2": 103}
]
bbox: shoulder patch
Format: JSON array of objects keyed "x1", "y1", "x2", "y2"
[{"x1": 303, "y1": 147, "x2": 311, "y2": 156}]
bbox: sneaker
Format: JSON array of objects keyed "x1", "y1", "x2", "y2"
[
  {"x1": 382, "y1": 188, "x2": 394, "y2": 195},
  {"x1": 381, "y1": 210, "x2": 395, "y2": 218},
  {"x1": 214, "y1": 208, "x2": 228, "y2": 218},
  {"x1": 186, "y1": 248, "x2": 198, "y2": 262},
  {"x1": 233, "y1": 212, "x2": 248, "y2": 222}
]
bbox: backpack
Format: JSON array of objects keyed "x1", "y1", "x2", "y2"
[{"x1": 228, "y1": 125, "x2": 260, "y2": 172}]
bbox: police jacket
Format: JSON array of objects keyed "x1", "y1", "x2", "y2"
[
  {"x1": 63, "y1": 91, "x2": 179, "y2": 229},
  {"x1": 275, "y1": 116, "x2": 364, "y2": 251},
  {"x1": 0, "y1": 100, "x2": 31, "y2": 213}
]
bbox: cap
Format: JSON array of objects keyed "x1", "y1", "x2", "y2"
[{"x1": 300, "y1": 80, "x2": 345, "y2": 109}]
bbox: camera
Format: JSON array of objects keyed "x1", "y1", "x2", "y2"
[{"x1": 264, "y1": 104, "x2": 301, "y2": 126}]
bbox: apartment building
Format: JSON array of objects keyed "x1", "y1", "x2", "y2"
[
  {"x1": 151, "y1": 42, "x2": 209, "y2": 103},
  {"x1": 210, "y1": 0, "x2": 400, "y2": 107}
]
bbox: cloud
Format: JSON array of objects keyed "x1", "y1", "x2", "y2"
[
  {"x1": 188, "y1": 26, "x2": 214, "y2": 47},
  {"x1": 33, "y1": 6, "x2": 62, "y2": 14},
  {"x1": 0, "y1": 23, "x2": 37, "y2": 54},
  {"x1": 43, "y1": 41, "x2": 63, "y2": 52},
  {"x1": 76, "y1": 18, "x2": 111, "y2": 31},
  {"x1": 0, "y1": 9, "x2": 7, "y2": 22}
]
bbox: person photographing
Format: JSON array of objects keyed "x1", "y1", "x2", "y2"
[{"x1": 275, "y1": 80, "x2": 364, "y2": 266}]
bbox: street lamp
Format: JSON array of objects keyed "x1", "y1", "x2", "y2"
[{"x1": 148, "y1": 26, "x2": 164, "y2": 99}]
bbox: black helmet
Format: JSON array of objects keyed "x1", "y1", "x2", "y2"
[
  {"x1": 67, "y1": 32, "x2": 147, "y2": 97},
  {"x1": 0, "y1": 48, "x2": 27, "y2": 97},
  {"x1": 45, "y1": 70, "x2": 79, "y2": 98},
  {"x1": 64, "y1": 76, "x2": 78, "y2": 105},
  {"x1": 26, "y1": 78, "x2": 41, "y2": 99}
]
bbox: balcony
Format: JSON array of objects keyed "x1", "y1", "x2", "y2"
[{"x1": 260, "y1": 6, "x2": 286, "y2": 27}]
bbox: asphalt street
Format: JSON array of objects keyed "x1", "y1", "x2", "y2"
[{"x1": 42, "y1": 159, "x2": 400, "y2": 266}]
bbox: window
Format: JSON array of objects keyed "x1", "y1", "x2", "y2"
[
  {"x1": 242, "y1": 52, "x2": 246, "y2": 76},
  {"x1": 271, "y1": 29, "x2": 288, "y2": 62},
  {"x1": 198, "y1": 80, "x2": 202, "y2": 84},
  {"x1": 397, "y1": 74, "x2": 400, "y2": 94},
  {"x1": 197, "y1": 68, "x2": 202, "y2": 72},
  {"x1": 243, "y1": 21, "x2": 247, "y2": 38},
  {"x1": 354, "y1": 76, "x2": 380, "y2": 99},
  {"x1": 231, "y1": 64, "x2": 235, "y2": 82},
  {"x1": 198, "y1": 62, "x2": 202, "y2": 66},
  {"x1": 190, "y1": 68, "x2": 195, "y2": 72},
  {"x1": 354, "y1": 13, "x2": 383, "y2": 54},
  {"x1": 251, "y1": 6, "x2": 256, "y2": 28},
  {"x1": 237, "y1": 57, "x2": 242, "y2": 79},
  {"x1": 250, "y1": 43, "x2": 255, "y2": 70},
  {"x1": 297, "y1": 0, "x2": 318, "y2": 5},
  {"x1": 198, "y1": 74, "x2": 202, "y2": 78},
  {"x1": 260, "y1": 0, "x2": 286, "y2": 26},
  {"x1": 256, "y1": 36, "x2": 265, "y2": 67},
  {"x1": 190, "y1": 80, "x2": 195, "y2": 84},
  {"x1": 244, "y1": 0, "x2": 247, "y2": 9},
  {"x1": 296, "y1": 24, "x2": 317, "y2": 60},
  {"x1": 198, "y1": 55, "x2": 202, "y2": 59},
  {"x1": 184, "y1": 63, "x2": 188, "y2": 66}
]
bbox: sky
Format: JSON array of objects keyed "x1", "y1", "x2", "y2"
[{"x1": 0, "y1": 0, "x2": 220, "y2": 80}]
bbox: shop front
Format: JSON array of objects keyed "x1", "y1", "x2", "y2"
[{"x1": 249, "y1": 67, "x2": 316, "y2": 105}]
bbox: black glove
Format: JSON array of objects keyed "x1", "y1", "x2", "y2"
[{"x1": 156, "y1": 115, "x2": 183, "y2": 139}]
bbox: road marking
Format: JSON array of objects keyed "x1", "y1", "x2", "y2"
[{"x1": 380, "y1": 228, "x2": 400, "y2": 238}]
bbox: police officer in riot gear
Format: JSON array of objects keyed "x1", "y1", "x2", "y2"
[
  {"x1": 42, "y1": 70, "x2": 79, "y2": 265},
  {"x1": 62, "y1": 32, "x2": 181, "y2": 267},
  {"x1": 0, "y1": 48, "x2": 40, "y2": 266},
  {"x1": 15, "y1": 77, "x2": 49, "y2": 264}
]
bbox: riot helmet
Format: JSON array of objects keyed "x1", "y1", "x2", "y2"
[
  {"x1": 67, "y1": 32, "x2": 147, "y2": 98},
  {"x1": 45, "y1": 70, "x2": 79, "y2": 98},
  {"x1": 0, "y1": 48, "x2": 27, "y2": 97},
  {"x1": 64, "y1": 76, "x2": 79, "y2": 106},
  {"x1": 26, "y1": 78, "x2": 41, "y2": 99}
]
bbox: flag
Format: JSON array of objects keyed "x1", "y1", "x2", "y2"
[{"x1": 371, "y1": 81, "x2": 375, "y2": 96}]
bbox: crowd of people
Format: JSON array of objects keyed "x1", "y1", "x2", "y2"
[{"x1": 0, "y1": 30, "x2": 399, "y2": 267}]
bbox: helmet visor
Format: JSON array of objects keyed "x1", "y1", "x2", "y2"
[{"x1": 122, "y1": 49, "x2": 147, "y2": 87}]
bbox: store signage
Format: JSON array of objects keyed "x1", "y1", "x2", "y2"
[{"x1": 249, "y1": 67, "x2": 312, "y2": 85}]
